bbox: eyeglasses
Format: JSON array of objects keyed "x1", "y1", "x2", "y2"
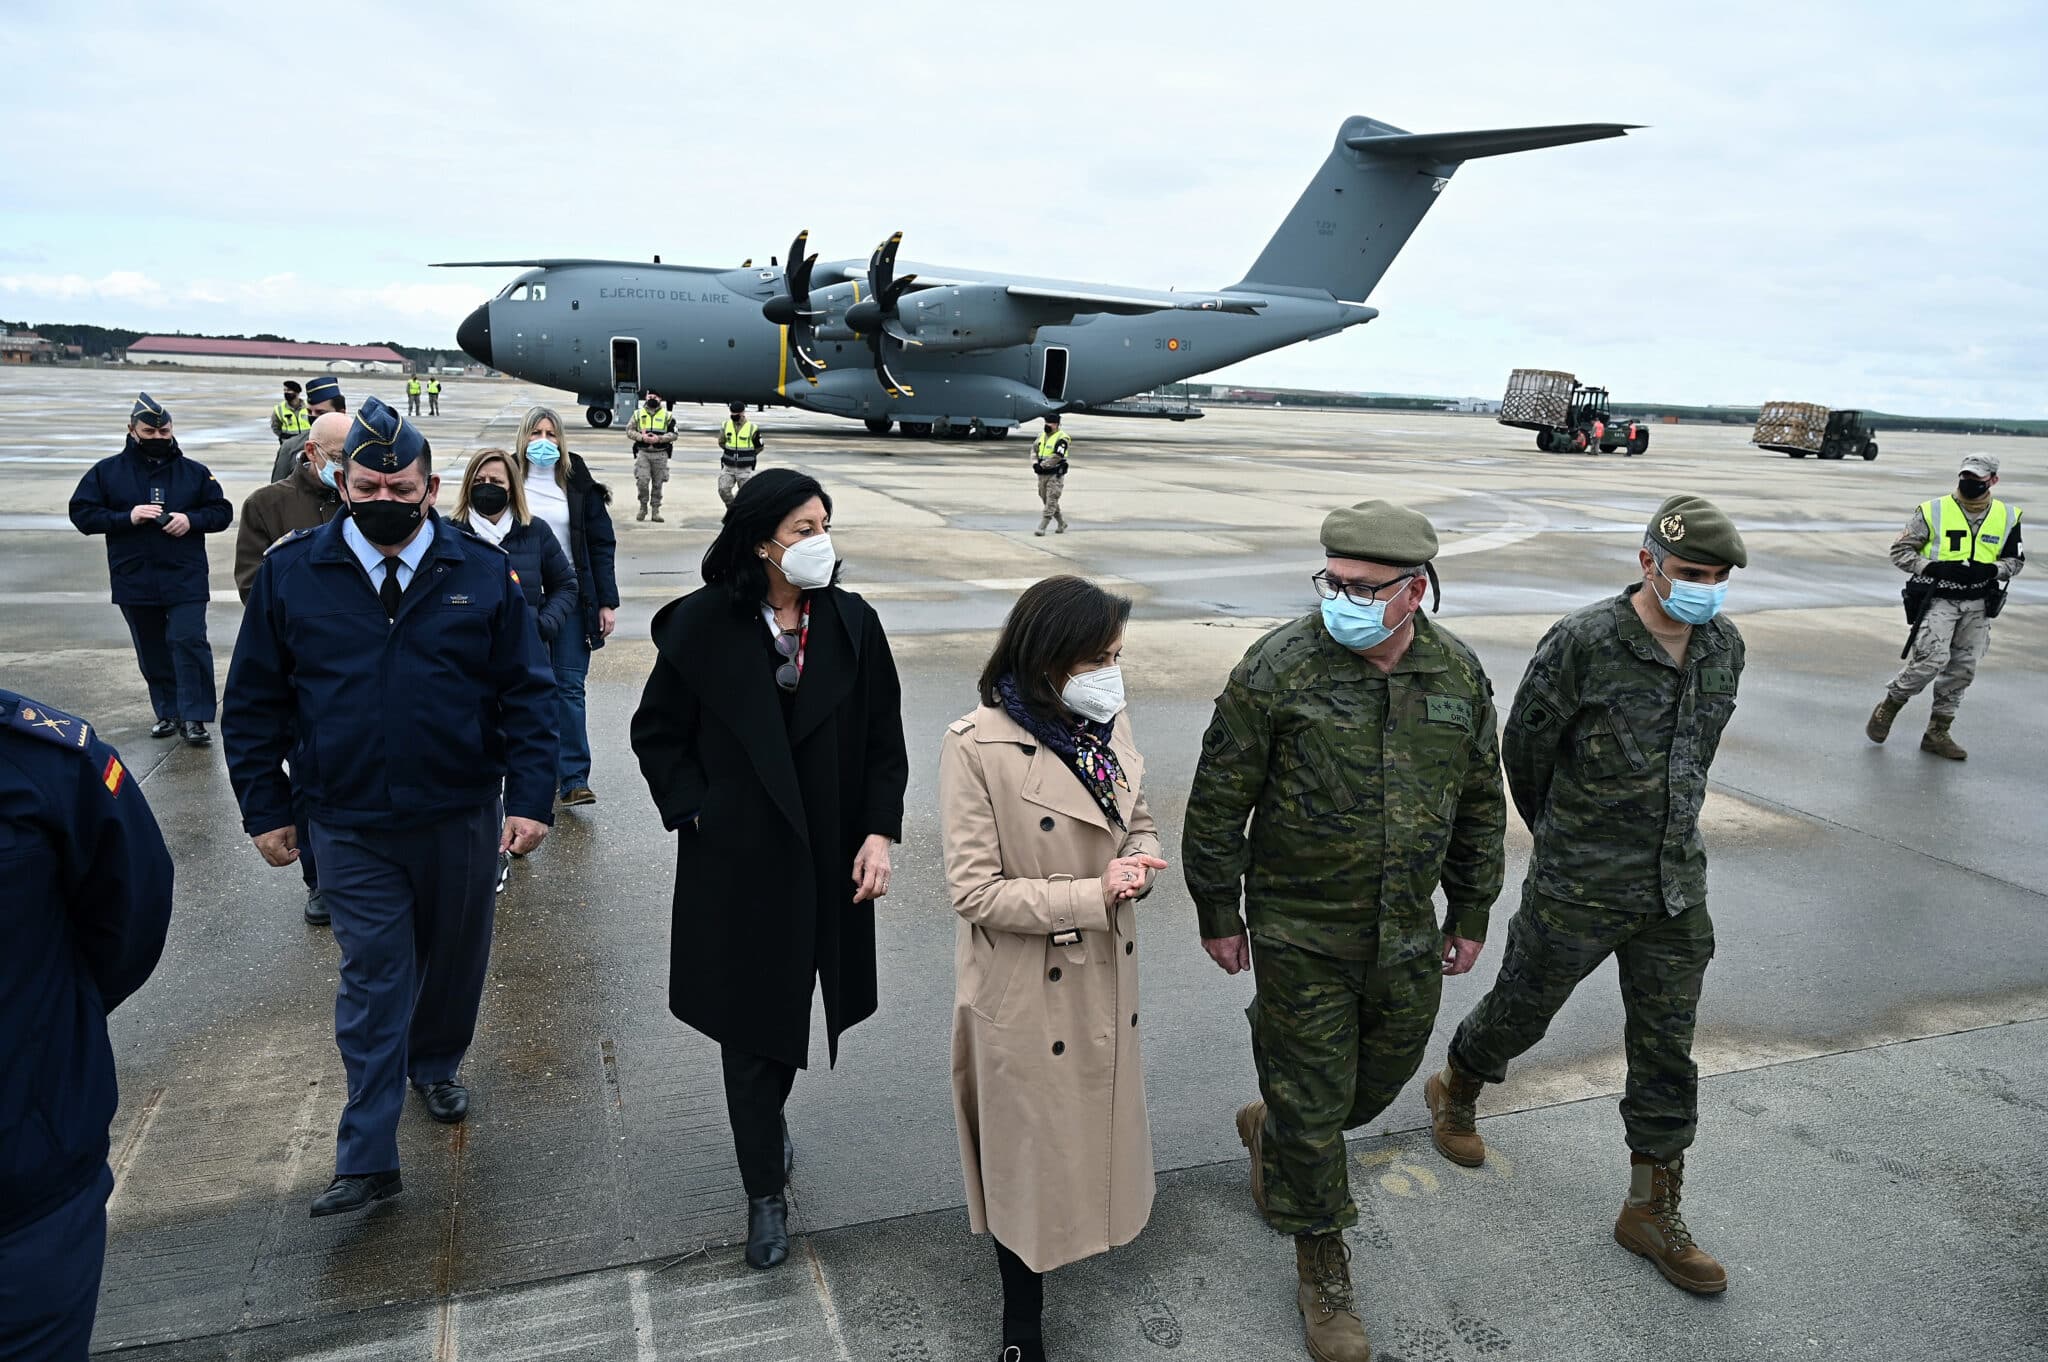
[
  {"x1": 773, "y1": 629, "x2": 802, "y2": 692},
  {"x1": 1311, "y1": 570, "x2": 1416, "y2": 606}
]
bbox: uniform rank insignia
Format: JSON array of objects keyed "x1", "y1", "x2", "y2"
[
  {"x1": 446, "y1": 593, "x2": 470, "y2": 606},
  {"x1": 14, "y1": 703, "x2": 91, "y2": 749},
  {"x1": 103, "y1": 754, "x2": 126, "y2": 795},
  {"x1": 1659, "y1": 513, "x2": 1686, "y2": 541}
]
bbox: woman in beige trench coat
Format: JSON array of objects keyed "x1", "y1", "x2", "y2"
[{"x1": 940, "y1": 576, "x2": 1170, "y2": 1362}]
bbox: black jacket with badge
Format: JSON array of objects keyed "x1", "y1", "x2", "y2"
[
  {"x1": 68, "y1": 438, "x2": 235, "y2": 606},
  {"x1": 630, "y1": 584, "x2": 909, "y2": 1070},
  {"x1": 0, "y1": 692, "x2": 173, "y2": 1237}
]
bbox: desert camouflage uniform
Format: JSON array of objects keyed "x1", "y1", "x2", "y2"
[
  {"x1": 1184, "y1": 612, "x2": 1505, "y2": 1234},
  {"x1": 1885, "y1": 502, "x2": 2025, "y2": 719},
  {"x1": 1448, "y1": 584, "x2": 1743, "y2": 1159}
]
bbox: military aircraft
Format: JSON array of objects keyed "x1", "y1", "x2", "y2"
[{"x1": 439, "y1": 115, "x2": 1634, "y2": 436}]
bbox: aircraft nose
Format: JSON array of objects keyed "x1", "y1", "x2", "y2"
[{"x1": 456, "y1": 305, "x2": 492, "y2": 368}]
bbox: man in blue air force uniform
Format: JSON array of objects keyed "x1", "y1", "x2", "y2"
[
  {"x1": 224, "y1": 397, "x2": 559, "y2": 1217},
  {"x1": 0, "y1": 692, "x2": 173, "y2": 1360}
]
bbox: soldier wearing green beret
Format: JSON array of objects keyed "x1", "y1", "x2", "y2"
[
  {"x1": 1183, "y1": 499, "x2": 1506, "y2": 1362},
  {"x1": 1425, "y1": 492, "x2": 1747, "y2": 1298}
]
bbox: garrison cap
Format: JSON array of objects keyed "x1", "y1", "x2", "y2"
[
  {"x1": 343, "y1": 396, "x2": 428, "y2": 472},
  {"x1": 130, "y1": 392, "x2": 171, "y2": 428},
  {"x1": 1960, "y1": 452, "x2": 1999, "y2": 478},
  {"x1": 1648, "y1": 493, "x2": 1747, "y2": 569},
  {"x1": 1320, "y1": 499, "x2": 1438, "y2": 567},
  {"x1": 305, "y1": 375, "x2": 343, "y2": 406}
]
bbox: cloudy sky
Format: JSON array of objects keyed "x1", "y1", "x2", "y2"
[{"x1": 3, "y1": 0, "x2": 2043, "y2": 415}]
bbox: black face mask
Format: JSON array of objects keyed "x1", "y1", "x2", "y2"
[
  {"x1": 348, "y1": 490, "x2": 428, "y2": 546},
  {"x1": 469, "y1": 483, "x2": 510, "y2": 518},
  {"x1": 1958, "y1": 475, "x2": 1991, "y2": 500},
  {"x1": 128, "y1": 432, "x2": 179, "y2": 461}
]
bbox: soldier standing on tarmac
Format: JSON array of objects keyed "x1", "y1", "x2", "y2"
[
  {"x1": 1865, "y1": 452, "x2": 2023, "y2": 760},
  {"x1": 1183, "y1": 500, "x2": 1505, "y2": 1362},
  {"x1": 631, "y1": 392, "x2": 676, "y2": 522},
  {"x1": 1032, "y1": 413, "x2": 1071, "y2": 536},
  {"x1": 717, "y1": 400, "x2": 762, "y2": 507},
  {"x1": 1426, "y1": 494, "x2": 1747, "y2": 1298},
  {"x1": 406, "y1": 373, "x2": 423, "y2": 416},
  {"x1": 426, "y1": 376, "x2": 442, "y2": 416}
]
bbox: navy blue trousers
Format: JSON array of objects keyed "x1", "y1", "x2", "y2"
[
  {"x1": 119, "y1": 602, "x2": 215, "y2": 721},
  {"x1": 310, "y1": 803, "x2": 498, "y2": 1175},
  {"x1": 0, "y1": 1165, "x2": 111, "y2": 1362}
]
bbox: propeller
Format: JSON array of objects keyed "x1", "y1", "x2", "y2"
[
  {"x1": 760, "y1": 230, "x2": 827, "y2": 382},
  {"x1": 843, "y1": 232, "x2": 921, "y2": 398}
]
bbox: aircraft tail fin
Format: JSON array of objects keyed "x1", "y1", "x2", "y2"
[{"x1": 1233, "y1": 116, "x2": 1638, "y2": 301}]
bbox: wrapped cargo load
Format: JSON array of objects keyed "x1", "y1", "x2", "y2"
[
  {"x1": 1753, "y1": 401, "x2": 1828, "y2": 454},
  {"x1": 1498, "y1": 369, "x2": 1575, "y2": 431}
]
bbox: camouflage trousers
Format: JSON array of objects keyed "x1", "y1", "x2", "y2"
[
  {"x1": 1449, "y1": 886, "x2": 1715, "y2": 1161},
  {"x1": 718, "y1": 462, "x2": 755, "y2": 507},
  {"x1": 1248, "y1": 935, "x2": 1443, "y2": 1235},
  {"x1": 633, "y1": 447, "x2": 671, "y2": 508},
  {"x1": 1888, "y1": 597, "x2": 1992, "y2": 720},
  {"x1": 1035, "y1": 473, "x2": 1066, "y2": 529}
]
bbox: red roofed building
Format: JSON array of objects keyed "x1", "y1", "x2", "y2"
[{"x1": 125, "y1": 335, "x2": 408, "y2": 374}]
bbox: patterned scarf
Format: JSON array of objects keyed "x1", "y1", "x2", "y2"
[{"x1": 995, "y1": 672, "x2": 1125, "y2": 827}]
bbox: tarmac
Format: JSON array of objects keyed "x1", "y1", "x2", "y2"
[{"x1": 2, "y1": 367, "x2": 2042, "y2": 1362}]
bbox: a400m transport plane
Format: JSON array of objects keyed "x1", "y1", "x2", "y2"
[{"x1": 440, "y1": 115, "x2": 1634, "y2": 436}]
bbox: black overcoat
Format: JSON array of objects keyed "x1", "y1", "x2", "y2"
[{"x1": 631, "y1": 584, "x2": 908, "y2": 1069}]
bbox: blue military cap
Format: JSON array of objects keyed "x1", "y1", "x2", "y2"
[
  {"x1": 305, "y1": 375, "x2": 343, "y2": 407},
  {"x1": 343, "y1": 396, "x2": 428, "y2": 473},
  {"x1": 130, "y1": 392, "x2": 171, "y2": 428}
]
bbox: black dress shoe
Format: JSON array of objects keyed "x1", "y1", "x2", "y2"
[
  {"x1": 415, "y1": 1080, "x2": 469, "y2": 1124},
  {"x1": 783, "y1": 1116, "x2": 794, "y2": 1178},
  {"x1": 303, "y1": 888, "x2": 330, "y2": 926},
  {"x1": 745, "y1": 1193, "x2": 789, "y2": 1269},
  {"x1": 310, "y1": 1170, "x2": 401, "y2": 1217},
  {"x1": 180, "y1": 721, "x2": 211, "y2": 746},
  {"x1": 150, "y1": 718, "x2": 178, "y2": 739}
]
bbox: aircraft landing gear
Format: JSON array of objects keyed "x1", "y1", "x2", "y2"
[
  {"x1": 979, "y1": 425, "x2": 1011, "y2": 439},
  {"x1": 899, "y1": 421, "x2": 934, "y2": 437},
  {"x1": 865, "y1": 418, "x2": 894, "y2": 435},
  {"x1": 586, "y1": 407, "x2": 614, "y2": 429}
]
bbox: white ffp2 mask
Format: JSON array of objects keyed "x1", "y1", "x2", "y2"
[
  {"x1": 1060, "y1": 666, "x2": 1126, "y2": 724},
  {"x1": 773, "y1": 533, "x2": 836, "y2": 589}
]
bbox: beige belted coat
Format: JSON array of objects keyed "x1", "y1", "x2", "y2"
[{"x1": 940, "y1": 703, "x2": 1162, "y2": 1274}]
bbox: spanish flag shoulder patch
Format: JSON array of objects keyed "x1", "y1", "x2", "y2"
[{"x1": 103, "y1": 754, "x2": 126, "y2": 796}]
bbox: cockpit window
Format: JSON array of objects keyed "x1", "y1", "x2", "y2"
[
  {"x1": 502, "y1": 283, "x2": 529, "y2": 301},
  {"x1": 530, "y1": 283, "x2": 547, "y2": 301}
]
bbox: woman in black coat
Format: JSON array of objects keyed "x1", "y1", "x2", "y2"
[
  {"x1": 631, "y1": 469, "x2": 908, "y2": 1272},
  {"x1": 452, "y1": 448, "x2": 579, "y2": 647}
]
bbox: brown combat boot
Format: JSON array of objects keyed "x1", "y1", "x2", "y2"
[
  {"x1": 1920, "y1": 717, "x2": 1967, "y2": 761},
  {"x1": 1613, "y1": 1153, "x2": 1727, "y2": 1295},
  {"x1": 1424, "y1": 1064, "x2": 1486, "y2": 1167},
  {"x1": 1865, "y1": 695, "x2": 1904, "y2": 743},
  {"x1": 1235, "y1": 1099, "x2": 1269, "y2": 1216},
  {"x1": 1294, "y1": 1233, "x2": 1371, "y2": 1361}
]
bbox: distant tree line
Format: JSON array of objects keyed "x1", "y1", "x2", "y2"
[{"x1": 2, "y1": 318, "x2": 438, "y2": 368}]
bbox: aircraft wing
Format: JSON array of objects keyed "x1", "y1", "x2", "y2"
[{"x1": 1003, "y1": 284, "x2": 1264, "y2": 317}]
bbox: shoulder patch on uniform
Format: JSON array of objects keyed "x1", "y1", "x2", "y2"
[
  {"x1": 264, "y1": 527, "x2": 317, "y2": 556},
  {"x1": 6, "y1": 697, "x2": 94, "y2": 751},
  {"x1": 508, "y1": 568, "x2": 522, "y2": 586},
  {"x1": 948, "y1": 717, "x2": 976, "y2": 735}
]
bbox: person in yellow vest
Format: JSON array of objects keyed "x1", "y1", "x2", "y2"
[
  {"x1": 426, "y1": 376, "x2": 442, "y2": 416},
  {"x1": 631, "y1": 392, "x2": 677, "y2": 521},
  {"x1": 717, "y1": 400, "x2": 763, "y2": 507},
  {"x1": 1867, "y1": 452, "x2": 2024, "y2": 759},
  {"x1": 1032, "y1": 413, "x2": 1072, "y2": 536},
  {"x1": 270, "y1": 380, "x2": 311, "y2": 445},
  {"x1": 406, "y1": 374, "x2": 423, "y2": 416}
]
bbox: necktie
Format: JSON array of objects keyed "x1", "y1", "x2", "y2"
[{"x1": 381, "y1": 557, "x2": 403, "y2": 620}]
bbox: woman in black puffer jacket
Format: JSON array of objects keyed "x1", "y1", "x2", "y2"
[{"x1": 453, "y1": 448, "x2": 580, "y2": 650}]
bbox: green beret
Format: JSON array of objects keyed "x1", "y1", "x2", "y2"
[
  {"x1": 1648, "y1": 494, "x2": 1747, "y2": 569},
  {"x1": 1320, "y1": 499, "x2": 1438, "y2": 566}
]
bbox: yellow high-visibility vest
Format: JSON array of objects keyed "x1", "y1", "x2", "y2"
[
  {"x1": 1033, "y1": 431, "x2": 1070, "y2": 464},
  {"x1": 426, "y1": 380, "x2": 441, "y2": 394},
  {"x1": 722, "y1": 419, "x2": 759, "y2": 450},
  {"x1": 273, "y1": 401, "x2": 310, "y2": 435},
  {"x1": 406, "y1": 378, "x2": 422, "y2": 395},
  {"x1": 1919, "y1": 496, "x2": 2020, "y2": 564},
  {"x1": 635, "y1": 408, "x2": 673, "y2": 435}
]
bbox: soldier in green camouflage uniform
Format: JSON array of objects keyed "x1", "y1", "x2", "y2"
[
  {"x1": 1426, "y1": 493, "x2": 1747, "y2": 1298},
  {"x1": 1184, "y1": 501, "x2": 1505, "y2": 1362}
]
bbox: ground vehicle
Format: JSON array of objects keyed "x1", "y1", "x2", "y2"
[
  {"x1": 1497, "y1": 369, "x2": 1649, "y2": 455},
  {"x1": 1752, "y1": 402, "x2": 1880, "y2": 460}
]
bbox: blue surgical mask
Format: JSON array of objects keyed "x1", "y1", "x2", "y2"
[
  {"x1": 526, "y1": 438, "x2": 561, "y2": 468},
  {"x1": 315, "y1": 458, "x2": 337, "y2": 489},
  {"x1": 1655, "y1": 564, "x2": 1728, "y2": 625},
  {"x1": 1321, "y1": 595, "x2": 1400, "y2": 651}
]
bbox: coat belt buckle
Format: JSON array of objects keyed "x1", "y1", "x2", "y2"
[{"x1": 1049, "y1": 928, "x2": 1082, "y2": 947}]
